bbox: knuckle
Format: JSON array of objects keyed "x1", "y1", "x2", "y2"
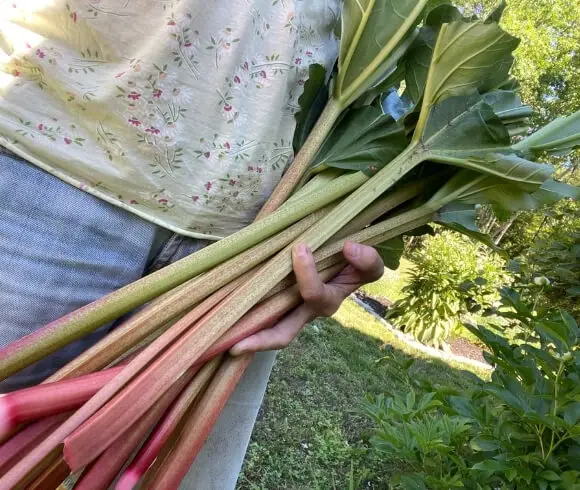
[{"x1": 301, "y1": 285, "x2": 325, "y2": 304}]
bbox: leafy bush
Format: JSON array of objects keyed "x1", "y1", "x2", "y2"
[
  {"x1": 516, "y1": 229, "x2": 580, "y2": 317},
  {"x1": 364, "y1": 287, "x2": 580, "y2": 489},
  {"x1": 387, "y1": 230, "x2": 508, "y2": 347}
]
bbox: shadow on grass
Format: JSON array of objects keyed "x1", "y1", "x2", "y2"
[{"x1": 238, "y1": 299, "x2": 484, "y2": 490}]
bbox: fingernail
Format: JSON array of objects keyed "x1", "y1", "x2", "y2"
[
  {"x1": 348, "y1": 241, "x2": 361, "y2": 258},
  {"x1": 295, "y1": 243, "x2": 310, "y2": 258}
]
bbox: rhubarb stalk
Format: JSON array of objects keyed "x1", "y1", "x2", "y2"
[
  {"x1": 0, "y1": 171, "x2": 365, "y2": 380},
  {"x1": 72, "y1": 357, "x2": 221, "y2": 490},
  {"x1": 141, "y1": 355, "x2": 252, "y2": 490},
  {"x1": 0, "y1": 367, "x2": 123, "y2": 438},
  {"x1": 0, "y1": 413, "x2": 68, "y2": 477}
]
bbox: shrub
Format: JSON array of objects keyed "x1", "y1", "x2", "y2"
[
  {"x1": 364, "y1": 287, "x2": 580, "y2": 489},
  {"x1": 387, "y1": 230, "x2": 508, "y2": 348}
]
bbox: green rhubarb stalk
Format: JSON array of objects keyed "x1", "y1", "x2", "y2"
[
  {"x1": 0, "y1": 189, "x2": 352, "y2": 381},
  {"x1": 331, "y1": 177, "x2": 431, "y2": 240},
  {"x1": 45, "y1": 208, "x2": 330, "y2": 382},
  {"x1": 257, "y1": 99, "x2": 343, "y2": 217}
]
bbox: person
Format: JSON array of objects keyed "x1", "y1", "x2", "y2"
[{"x1": 0, "y1": 1, "x2": 384, "y2": 487}]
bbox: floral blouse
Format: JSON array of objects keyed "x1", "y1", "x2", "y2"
[{"x1": 0, "y1": 0, "x2": 340, "y2": 239}]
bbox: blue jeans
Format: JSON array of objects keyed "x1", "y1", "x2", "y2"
[{"x1": 0, "y1": 152, "x2": 276, "y2": 489}]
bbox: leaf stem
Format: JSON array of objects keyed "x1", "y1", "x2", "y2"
[{"x1": 256, "y1": 97, "x2": 343, "y2": 218}]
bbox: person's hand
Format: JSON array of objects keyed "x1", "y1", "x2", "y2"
[{"x1": 229, "y1": 241, "x2": 384, "y2": 355}]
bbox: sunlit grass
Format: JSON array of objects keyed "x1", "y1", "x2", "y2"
[
  {"x1": 359, "y1": 258, "x2": 414, "y2": 302},
  {"x1": 333, "y1": 297, "x2": 490, "y2": 379}
]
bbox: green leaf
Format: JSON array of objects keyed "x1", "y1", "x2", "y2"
[
  {"x1": 482, "y1": 90, "x2": 534, "y2": 123},
  {"x1": 566, "y1": 286, "x2": 580, "y2": 296},
  {"x1": 470, "y1": 435, "x2": 500, "y2": 452},
  {"x1": 539, "y1": 471, "x2": 561, "y2": 482},
  {"x1": 336, "y1": 0, "x2": 428, "y2": 106},
  {"x1": 420, "y1": 95, "x2": 553, "y2": 187},
  {"x1": 293, "y1": 64, "x2": 329, "y2": 152},
  {"x1": 472, "y1": 459, "x2": 509, "y2": 472},
  {"x1": 564, "y1": 402, "x2": 580, "y2": 427},
  {"x1": 374, "y1": 235, "x2": 404, "y2": 270},
  {"x1": 425, "y1": 4, "x2": 467, "y2": 26},
  {"x1": 436, "y1": 202, "x2": 478, "y2": 231},
  {"x1": 570, "y1": 446, "x2": 580, "y2": 471},
  {"x1": 513, "y1": 111, "x2": 580, "y2": 159},
  {"x1": 404, "y1": 26, "x2": 437, "y2": 104},
  {"x1": 413, "y1": 19, "x2": 519, "y2": 139},
  {"x1": 436, "y1": 201, "x2": 505, "y2": 254},
  {"x1": 313, "y1": 106, "x2": 407, "y2": 175},
  {"x1": 535, "y1": 319, "x2": 572, "y2": 349},
  {"x1": 530, "y1": 180, "x2": 580, "y2": 205}
]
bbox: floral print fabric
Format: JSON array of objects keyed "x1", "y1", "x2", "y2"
[{"x1": 0, "y1": 0, "x2": 340, "y2": 239}]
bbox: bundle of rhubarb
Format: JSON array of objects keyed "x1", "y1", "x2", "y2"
[{"x1": 1, "y1": 1, "x2": 579, "y2": 488}]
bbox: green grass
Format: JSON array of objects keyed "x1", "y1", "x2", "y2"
[
  {"x1": 238, "y1": 298, "x2": 486, "y2": 489},
  {"x1": 359, "y1": 258, "x2": 414, "y2": 302}
]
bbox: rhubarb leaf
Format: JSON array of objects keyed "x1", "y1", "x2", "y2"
[
  {"x1": 512, "y1": 111, "x2": 580, "y2": 159},
  {"x1": 434, "y1": 169, "x2": 573, "y2": 215},
  {"x1": 421, "y1": 95, "x2": 553, "y2": 186},
  {"x1": 404, "y1": 26, "x2": 437, "y2": 104},
  {"x1": 375, "y1": 235, "x2": 404, "y2": 270},
  {"x1": 374, "y1": 225, "x2": 433, "y2": 270},
  {"x1": 482, "y1": 90, "x2": 534, "y2": 123},
  {"x1": 313, "y1": 106, "x2": 407, "y2": 175},
  {"x1": 530, "y1": 179, "x2": 580, "y2": 204},
  {"x1": 336, "y1": 0, "x2": 428, "y2": 106},
  {"x1": 404, "y1": 3, "x2": 473, "y2": 104},
  {"x1": 413, "y1": 19, "x2": 519, "y2": 139},
  {"x1": 293, "y1": 64, "x2": 329, "y2": 152},
  {"x1": 437, "y1": 202, "x2": 503, "y2": 254}
]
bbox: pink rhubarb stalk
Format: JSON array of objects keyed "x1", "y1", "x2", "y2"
[
  {"x1": 63, "y1": 250, "x2": 343, "y2": 470},
  {"x1": 115, "y1": 264, "x2": 342, "y2": 489},
  {"x1": 0, "y1": 413, "x2": 68, "y2": 477},
  {"x1": 115, "y1": 358, "x2": 221, "y2": 490},
  {"x1": 0, "y1": 366, "x2": 123, "y2": 439},
  {"x1": 74, "y1": 358, "x2": 220, "y2": 490},
  {"x1": 142, "y1": 355, "x2": 252, "y2": 490}
]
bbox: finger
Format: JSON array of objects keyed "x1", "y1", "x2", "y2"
[
  {"x1": 342, "y1": 241, "x2": 384, "y2": 283},
  {"x1": 229, "y1": 304, "x2": 312, "y2": 355},
  {"x1": 292, "y1": 243, "x2": 330, "y2": 307}
]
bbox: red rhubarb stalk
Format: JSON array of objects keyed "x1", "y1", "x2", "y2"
[
  {"x1": 142, "y1": 355, "x2": 252, "y2": 490},
  {"x1": 74, "y1": 358, "x2": 220, "y2": 490},
  {"x1": 115, "y1": 357, "x2": 222, "y2": 490},
  {"x1": 0, "y1": 413, "x2": 68, "y2": 477},
  {"x1": 0, "y1": 367, "x2": 123, "y2": 439},
  {"x1": 198, "y1": 263, "x2": 345, "y2": 363}
]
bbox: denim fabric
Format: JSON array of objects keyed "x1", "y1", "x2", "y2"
[{"x1": 0, "y1": 153, "x2": 277, "y2": 488}]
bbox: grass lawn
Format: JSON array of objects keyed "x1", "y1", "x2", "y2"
[
  {"x1": 237, "y1": 291, "x2": 487, "y2": 489},
  {"x1": 359, "y1": 258, "x2": 414, "y2": 302}
]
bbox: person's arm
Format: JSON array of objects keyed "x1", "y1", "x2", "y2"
[{"x1": 230, "y1": 241, "x2": 383, "y2": 354}]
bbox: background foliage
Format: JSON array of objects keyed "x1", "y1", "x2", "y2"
[
  {"x1": 387, "y1": 230, "x2": 508, "y2": 347},
  {"x1": 365, "y1": 287, "x2": 580, "y2": 489}
]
